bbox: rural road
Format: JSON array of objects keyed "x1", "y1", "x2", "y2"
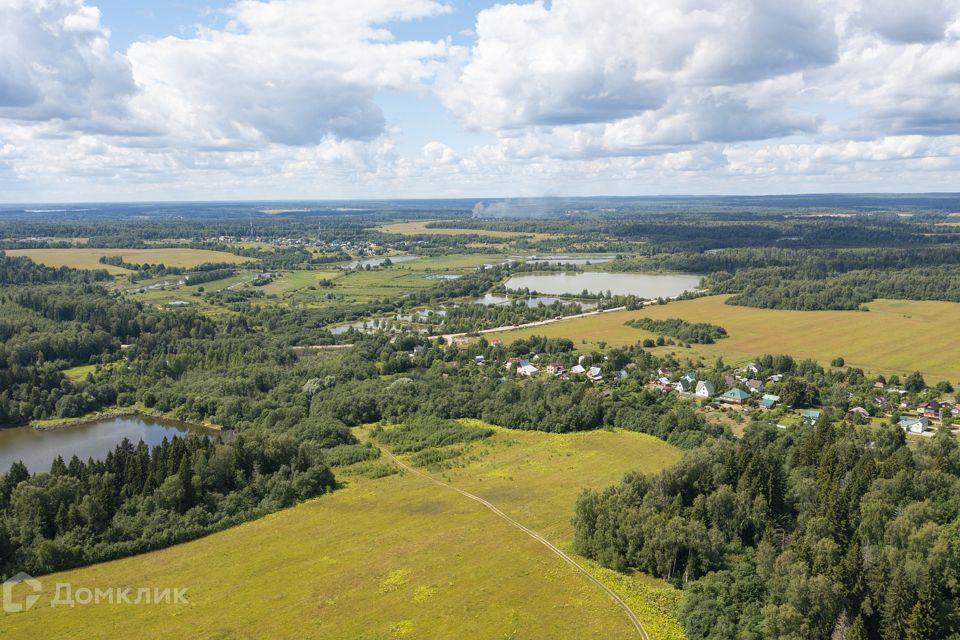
[
  {"x1": 439, "y1": 305, "x2": 628, "y2": 344},
  {"x1": 379, "y1": 447, "x2": 651, "y2": 640}
]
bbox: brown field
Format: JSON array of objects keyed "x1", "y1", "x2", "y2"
[
  {"x1": 6, "y1": 248, "x2": 252, "y2": 274},
  {"x1": 484, "y1": 295, "x2": 960, "y2": 383},
  {"x1": 378, "y1": 220, "x2": 561, "y2": 241}
]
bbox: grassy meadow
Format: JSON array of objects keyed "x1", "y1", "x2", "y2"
[
  {"x1": 484, "y1": 295, "x2": 960, "y2": 383},
  {"x1": 6, "y1": 248, "x2": 251, "y2": 274},
  {"x1": 2, "y1": 427, "x2": 681, "y2": 639},
  {"x1": 254, "y1": 255, "x2": 508, "y2": 307}
]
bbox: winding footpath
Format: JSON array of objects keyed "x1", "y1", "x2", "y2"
[{"x1": 379, "y1": 448, "x2": 651, "y2": 640}]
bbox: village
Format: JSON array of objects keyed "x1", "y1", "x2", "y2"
[{"x1": 468, "y1": 340, "x2": 960, "y2": 438}]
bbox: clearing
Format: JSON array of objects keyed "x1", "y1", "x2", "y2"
[
  {"x1": 378, "y1": 221, "x2": 560, "y2": 241},
  {"x1": 2, "y1": 426, "x2": 682, "y2": 639},
  {"x1": 484, "y1": 295, "x2": 960, "y2": 383}
]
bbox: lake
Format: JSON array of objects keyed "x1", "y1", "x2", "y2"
[
  {"x1": 504, "y1": 272, "x2": 702, "y2": 298},
  {"x1": 0, "y1": 415, "x2": 216, "y2": 474}
]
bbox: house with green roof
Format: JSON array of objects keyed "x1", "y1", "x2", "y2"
[
  {"x1": 760, "y1": 394, "x2": 780, "y2": 410},
  {"x1": 719, "y1": 388, "x2": 750, "y2": 405},
  {"x1": 695, "y1": 380, "x2": 716, "y2": 398}
]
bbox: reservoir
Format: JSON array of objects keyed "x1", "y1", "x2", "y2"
[
  {"x1": 0, "y1": 415, "x2": 216, "y2": 474},
  {"x1": 504, "y1": 272, "x2": 702, "y2": 298}
]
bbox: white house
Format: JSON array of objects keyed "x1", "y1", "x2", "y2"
[
  {"x1": 695, "y1": 381, "x2": 716, "y2": 398},
  {"x1": 899, "y1": 416, "x2": 929, "y2": 433},
  {"x1": 518, "y1": 363, "x2": 539, "y2": 377}
]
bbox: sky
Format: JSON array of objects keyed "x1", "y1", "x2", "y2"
[{"x1": 1, "y1": 0, "x2": 959, "y2": 202}]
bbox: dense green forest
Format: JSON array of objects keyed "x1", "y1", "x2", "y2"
[
  {"x1": 0, "y1": 427, "x2": 340, "y2": 577},
  {"x1": 573, "y1": 419, "x2": 960, "y2": 639},
  {"x1": 625, "y1": 318, "x2": 728, "y2": 344}
]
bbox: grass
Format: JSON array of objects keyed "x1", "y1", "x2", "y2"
[
  {"x1": 6, "y1": 248, "x2": 252, "y2": 273},
  {"x1": 61, "y1": 364, "x2": 98, "y2": 382},
  {"x1": 3, "y1": 425, "x2": 681, "y2": 639},
  {"x1": 483, "y1": 295, "x2": 960, "y2": 383},
  {"x1": 378, "y1": 221, "x2": 561, "y2": 241},
  {"x1": 295, "y1": 256, "x2": 513, "y2": 306}
]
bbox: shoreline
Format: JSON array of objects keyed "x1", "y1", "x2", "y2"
[{"x1": 24, "y1": 409, "x2": 223, "y2": 433}]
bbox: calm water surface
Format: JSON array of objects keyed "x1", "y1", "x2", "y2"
[{"x1": 0, "y1": 416, "x2": 215, "y2": 473}]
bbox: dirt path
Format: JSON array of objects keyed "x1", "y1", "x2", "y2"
[
  {"x1": 379, "y1": 448, "x2": 650, "y2": 640},
  {"x1": 440, "y1": 305, "x2": 627, "y2": 344}
]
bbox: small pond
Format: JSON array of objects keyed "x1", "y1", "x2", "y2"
[{"x1": 0, "y1": 416, "x2": 216, "y2": 474}]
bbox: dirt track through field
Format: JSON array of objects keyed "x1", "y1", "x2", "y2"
[{"x1": 380, "y1": 448, "x2": 650, "y2": 640}]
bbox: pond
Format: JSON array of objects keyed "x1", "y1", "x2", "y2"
[
  {"x1": 503, "y1": 272, "x2": 702, "y2": 298},
  {"x1": 347, "y1": 255, "x2": 419, "y2": 268},
  {"x1": 0, "y1": 415, "x2": 216, "y2": 474}
]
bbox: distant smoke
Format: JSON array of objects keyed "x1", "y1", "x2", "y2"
[{"x1": 472, "y1": 199, "x2": 557, "y2": 219}]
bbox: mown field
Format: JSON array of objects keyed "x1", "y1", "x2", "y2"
[
  {"x1": 2, "y1": 427, "x2": 681, "y2": 639},
  {"x1": 485, "y1": 295, "x2": 960, "y2": 383},
  {"x1": 5, "y1": 248, "x2": 252, "y2": 274},
  {"x1": 378, "y1": 221, "x2": 560, "y2": 241}
]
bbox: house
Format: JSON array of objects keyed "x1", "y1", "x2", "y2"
[
  {"x1": 505, "y1": 357, "x2": 522, "y2": 369},
  {"x1": 570, "y1": 364, "x2": 586, "y2": 375},
  {"x1": 518, "y1": 362, "x2": 539, "y2": 376},
  {"x1": 657, "y1": 368, "x2": 672, "y2": 377},
  {"x1": 587, "y1": 366, "x2": 603, "y2": 382},
  {"x1": 474, "y1": 355, "x2": 486, "y2": 365},
  {"x1": 490, "y1": 339, "x2": 503, "y2": 347},
  {"x1": 719, "y1": 388, "x2": 751, "y2": 405},
  {"x1": 545, "y1": 362, "x2": 565, "y2": 376},
  {"x1": 682, "y1": 372, "x2": 698, "y2": 385},
  {"x1": 917, "y1": 401, "x2": 941, "y2": 419},
  {"x1": 801, "y1": 409, "x2": 821, "y2": 426},
  {"x1": 899, "y1": 416, "x2": 930, "y2": 433},
  {"x1": 745, "y1": 379, "x2": 764, "y2": 393},
  {"x1": 767, "y1": 374, "x2": 783, "y2": 383},
  {"x1": 722, "y1": 374, "x2": 737, "y2": 387},
  {"x1": 653, "y1": 376, "x2": 672, "y2": 391},
  {"x1": 746, "y1": 362, "x2": 762, "y2": 376},
  {"x1": 847, "y1": 406, "x2": 870, "y2": 421},
  {"x1": 675, "y1": 378, "x2": 693, "y2": 393},
  {"x1": 760, "y1": 394, "x2": 781, "y2": 410},
  {"x1": 617, "y1": 370, "x2": 629, "y2": 380},
  {"x1": 874, "y1": 396, "x2": 891, "y2": 410},
  {"x1": 695, "y1": 381, "x2": 716, "y2": 398}
]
